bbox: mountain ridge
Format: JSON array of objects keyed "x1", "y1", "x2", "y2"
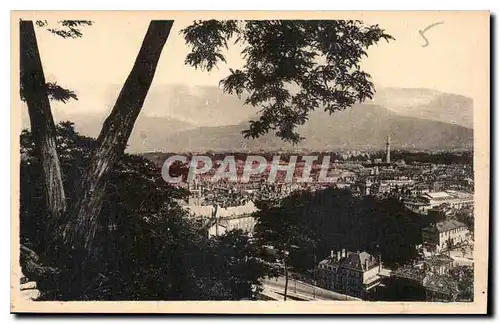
[
  {"x1": 158, "y1": 103, "x2": 472, "y2": 152},
  {"x1": 369, "y1": 87, "x2": 473, "y2": 129},
  {"x1": 20, "y1": 85, "x2": 474, "y2": 152}
]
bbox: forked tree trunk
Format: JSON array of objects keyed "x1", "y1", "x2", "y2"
[
  {"x1": 20, "y1": 21, "x2": 66, "y2": 228},
  {"x1": 62, "y1": 21, "x2": 174, "y2": 253}
]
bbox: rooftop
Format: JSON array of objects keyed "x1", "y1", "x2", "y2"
[
  {"x1": 392, "y1": 265, "x2": 426, "y2": 282},
  {"x1": 347, "y1": 251, "x2": 379, "y2": 271},
  {"x1": 187, "y1": 200, "x2": 257, "y2": 218},
  {"x1": 423, "y1": 273, "x2": 459, "y2": 295},
  {"x1": 435, "y1": 220, "x2": 468, "y2": 233},
  {"x1": 421, "y1": 190, "x2": 474, "y2": 203},
  {"x1": 425, "y1": 254, "x2": 454, "y2": 267},
  {"x1": 425, "y1": 192, "x2": 451, "y2": 199},
  {"x1": 318, "y1": 257, "x2": 340, "y2": 267},
  {"x1": 319, "y1": 251, "x2": 379, "y2": 272},
  {"x1": 423, "y1": 220, "x2": 468, "y2": 233}
]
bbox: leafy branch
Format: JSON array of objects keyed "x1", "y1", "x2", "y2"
[{"x1": 182, "y1": 20, "x2": 394, "y2": 144}]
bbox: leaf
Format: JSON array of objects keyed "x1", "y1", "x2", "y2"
[
  {"x1": 45, "y1": 82, "x2": 78, "y2": 103},
  {"x1": 45, "y1": 20, "x2": 93, "y2": 38}
]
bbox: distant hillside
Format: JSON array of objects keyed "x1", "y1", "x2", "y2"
[
  {"x1": 19, "y1": 85, "x2": 474, "y2": 152},
  {"x1": 142, "y1": 85, "x2": 474, "y2": 129},
  {"x1": 21, "y1": 108, "x2": 195, "y2": 153},
  {"x1": 369, "y1": 87, "x2": 473, "y2": 129},
  {"x1": 160, "y1": 104, "x2": 473, "y2": 152},
  {"x1": 298, "y1": 104, "x2": 473, "y2": 150},
  {"x1": 107, "y1": 83, "x2": 256, "y2": 127}
]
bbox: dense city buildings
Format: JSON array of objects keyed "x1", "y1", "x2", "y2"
[
  {"x1": 387, "y1": 254, "x2": 468, "y2": 302},
  {"x1": 148, "y1": 135, "x2": 474, "y2": 301}
]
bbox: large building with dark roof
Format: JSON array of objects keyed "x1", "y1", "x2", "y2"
[{"x1": 317, "y1": 249, "x2": 389, "y2": 299}]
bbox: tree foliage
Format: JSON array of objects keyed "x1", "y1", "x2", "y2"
[
  {"x1": 252, "y1": 194, "x2": 315, "y2": 299},
  {"x1": 449, "y1": 265, "x2": 474, "y2": 302},
  {"x1": 20, "y1": 20, "x2": 93, "y2": 103},
  {"x1": 254, "y1": 195, "x2": 315, "y2": 257},
  {"x1": 35, "y1": 20, "x2": 93, "y2": 38},
  {"x1": 183, "y1": 20, "x2": 394, "y2": 143},
  {"x1": 20, "y1": 123, "x2": 268, "y2": 300},
  {"x1": 20, "y1": 81, "x2": 78, "y2": 104},
  {"x1": 253, "y1": 188, "x2": 427, "y2": 272}
]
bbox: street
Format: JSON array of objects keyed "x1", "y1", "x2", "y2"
[{"x1": 262, "y1": 276, "x2": 360, "y2": 301}]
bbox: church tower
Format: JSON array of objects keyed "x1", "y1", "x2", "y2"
[{"x1": 386, "y1": 134, "x2": 391, "y2": 164}]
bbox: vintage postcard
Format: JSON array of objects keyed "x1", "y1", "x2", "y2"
[{"x1": 11, "y1": 11, "x2": 490, "y2": 314}]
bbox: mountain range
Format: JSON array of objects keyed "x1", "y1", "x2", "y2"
[
  {"x1": 20, "y1": 85, "x2": 473, "y2": 152},
  {"x1": 160, "y1": 103, "x2": 472, "y2": 152},
  {"x1": 368, "y1": 87, "x2": 473, "y2": 129}
]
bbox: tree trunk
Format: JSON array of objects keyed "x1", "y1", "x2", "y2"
[
  {"x1": 283, "y1": 258, "x2": 288, "y2": 301},
  {"x1": 62, "y1": 21, "x2": 174, "y2": 253},
  {"x1": 20, "y1": 21, "x2": 66, "y2": 229}
]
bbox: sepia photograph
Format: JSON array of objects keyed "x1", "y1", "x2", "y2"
[{"x1": 10, "y1": 10, "x2": 490, "y2": 314}]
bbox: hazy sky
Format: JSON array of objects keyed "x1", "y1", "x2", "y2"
[{"x1": 32, "y1": 12, "x2": 488, "y2": 117}]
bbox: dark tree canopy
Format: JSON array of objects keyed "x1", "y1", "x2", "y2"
[
  {"x1": 182, "y1": 20, "x2": 394, "y2": 143},
  {"x1": 253, "y1": 188, "x2": 427, "y2": 271},
  {"x1": 450, "y1": 265, "x2": 474, "y2": 302},
  {"x1": 20, "y1": 123, "x2": 268, "y2": 300}
]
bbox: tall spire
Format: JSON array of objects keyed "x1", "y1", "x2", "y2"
[{"x1": 386, "y1": 134, "x2": 391, "y2": 164}]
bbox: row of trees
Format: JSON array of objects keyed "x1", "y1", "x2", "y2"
[{"x1": 253, "y1": 188, "x2": 428, "y2": 274}]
